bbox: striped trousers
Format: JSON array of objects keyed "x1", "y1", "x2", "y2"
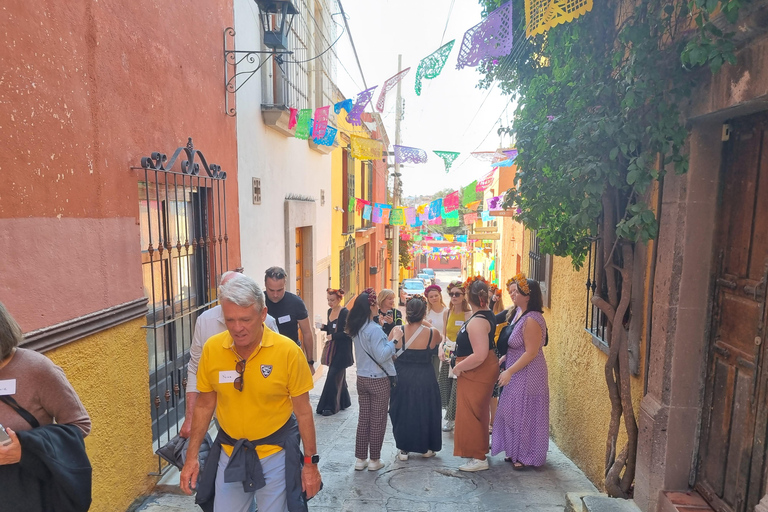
[{"x1": 355, "y1": 376, "x2": 390, "y2": 460}]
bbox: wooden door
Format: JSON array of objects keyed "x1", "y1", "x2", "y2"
[
  {"x1": 295, "y1": 227, "x2": 304, "y2": 300},
  {"x1": 696, "y1": 112, "x2": 768, "y2": 512}
]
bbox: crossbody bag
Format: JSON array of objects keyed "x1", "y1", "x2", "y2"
[{"x1": 0, "y1": 394, "x2": 40, "y2": 429}]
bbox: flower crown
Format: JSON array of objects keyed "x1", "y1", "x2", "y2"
[
  {"x1": 363, "y1": 287, "x2": 377, "y2": 306},
  {"x1": 424, "y1": 284, "x2": 442, "y2": 295},
  {"x1": 447, "y1": 279, "x2": 465, "y2": 291},
  {"x1": 510, "y1": 273, "x2": 530, "y2": 295},
  {"x1": 463, "y1": 274, "x2": 488, "y2": 290},
  {"x1": 326, "y1": 287, "x2": 345, "y2": 297},
  {"x1": 408, "y1": 294, "x2": 427, "y2": 305},
  {"x1": 489, "y1": 284, "x2": 502, "y2": 298}
]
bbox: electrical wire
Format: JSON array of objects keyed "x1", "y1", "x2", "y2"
[
  {"x1": 439, "y1": 0, "x2": 457, "y2": 47},
  {"x1": 337, "y1": 0, "x2": 368, "y2": 90},
  {"x1": 281, "y1": 14, "x2": 345, "y2": 64}
]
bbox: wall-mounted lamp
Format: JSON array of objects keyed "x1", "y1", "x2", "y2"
[
  {"x1": 223, "y1": 1, "x2": 298, "y2": 116},
  {"x1": 255, "y1": 0, "x2": 299, "y2": 50}
]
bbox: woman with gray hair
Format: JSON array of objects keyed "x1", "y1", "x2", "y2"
[{"x1": 0, "y1": 301, "x2": 92, "y2": 510}]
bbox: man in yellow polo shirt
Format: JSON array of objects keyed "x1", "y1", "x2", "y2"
[{"x1": 180, "y1": 274, "x2": 322, "y2": 512}]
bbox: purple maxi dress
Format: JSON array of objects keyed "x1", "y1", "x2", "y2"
[{"x1": 491, "y1": 310, "x2": 549, "y2": 466}]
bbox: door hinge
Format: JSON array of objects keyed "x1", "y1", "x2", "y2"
[{"x1": 722, "y1": 123, "x2": 732, "y2": 141}]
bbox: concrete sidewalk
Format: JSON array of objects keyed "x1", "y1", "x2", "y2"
[{"x1": 133, "y1": 365, "x2": 597, "y2": 512}]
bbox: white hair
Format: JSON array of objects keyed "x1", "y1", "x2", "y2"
[{"x1": 219, "y1": 275, "x2": 265, "y2": 310}]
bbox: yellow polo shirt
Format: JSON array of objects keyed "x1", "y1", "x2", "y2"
[{"x1": 197, "y1": 327, "x2": 314, "y2": 458}]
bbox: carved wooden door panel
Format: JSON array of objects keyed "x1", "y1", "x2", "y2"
[{"x1": 696, "y1": 112, "x2": 768, "y2": 512}]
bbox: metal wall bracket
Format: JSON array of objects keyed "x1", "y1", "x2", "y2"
[{"x1": 224, "y1": 27, "x2": 293, "y2": 117}]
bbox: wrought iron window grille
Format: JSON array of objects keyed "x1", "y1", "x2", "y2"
[
  {"x1": 135, "y1": 138, "x2": 230, "y2": 475},
  {"x1": 584, "y1": 233, "x2": 624, "y2": 354}
]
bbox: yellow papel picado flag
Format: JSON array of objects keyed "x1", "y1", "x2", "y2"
[{"x1": 525, "y1": 0, "x2": 593, "y2": 38}]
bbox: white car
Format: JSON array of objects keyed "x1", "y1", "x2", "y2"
[{"x1": 401, "y1": 278, "x2": 426, "y2": 304}]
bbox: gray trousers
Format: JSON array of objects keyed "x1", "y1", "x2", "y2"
[{"x1": 214, "y1": 449, "x2": 287, "y2": 512}]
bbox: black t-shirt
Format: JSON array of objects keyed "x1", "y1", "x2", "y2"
[
  {"x1": 455, "y1": 310, "x2": 496, "y2": 358},
  {"x1": 265, "y1": 291, "x2": 308, "y2": 346},
  {"x1": 373, "y1": 309, "x2": 403, "y2": 336}
]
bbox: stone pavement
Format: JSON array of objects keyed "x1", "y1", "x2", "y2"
[{"x1": 133, "y1": 362, "x2": 597, "y2": 512}]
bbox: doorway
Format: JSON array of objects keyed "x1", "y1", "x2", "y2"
[{"x1": 696, "y1": 112, "x2": 768, "y2": 512}]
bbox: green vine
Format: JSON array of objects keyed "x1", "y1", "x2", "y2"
[{"x1": 477, "y1": 0, "x2": 745, "y2": 496}]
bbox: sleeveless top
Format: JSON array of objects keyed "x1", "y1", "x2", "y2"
[
  {"x1": 455, "y1": 310, "x2": 496, "y2": 358},
  {"x1": 445, "y1": 309, "x2": 465, "y2": 342},
  {"x1": 426, "y1": 308, "x2": 445, "y2": 335}
]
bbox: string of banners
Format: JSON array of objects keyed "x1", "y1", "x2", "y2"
[
  {"x1": 284, "y1": 0, "x2": 592, "y2": 166},
  {"x1": 346, "y1": 167, "x2": 510, "y2": 229},
  {"x1": 282, "y1": 1, "x2": 528, "y2": 171}
]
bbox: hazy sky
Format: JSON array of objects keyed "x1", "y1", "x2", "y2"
[{"x1": 333, "y1": 0, "x2": 514, "y2": 197}]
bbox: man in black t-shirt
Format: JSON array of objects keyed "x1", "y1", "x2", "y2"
[{"x1": 264, "y1": 266, "x2": 316, "y2": 374}]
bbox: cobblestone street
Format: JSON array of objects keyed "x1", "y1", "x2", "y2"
[{"x1": 135, "y1": 364, "x2": 597, "y2": 512}]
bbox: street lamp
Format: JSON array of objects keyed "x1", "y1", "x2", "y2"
[
  {"x1": 223, "y1": 0, "x2": 298, "y2": 116},
  {"x1": 254, "y1": 1, "x2": 299, "y2": 50}
]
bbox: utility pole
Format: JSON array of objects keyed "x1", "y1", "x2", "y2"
[{"x1": 391, "y1": 54, "x2": 402, "y2": 293}]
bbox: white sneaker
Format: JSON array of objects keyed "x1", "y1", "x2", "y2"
[
  {"x1": 422, "y1": 450, "x2": 436, "y2": 458},
  {"x1": 442, "y1": 420, "x2": 454, "y2": 432},
  {"x1": 367, "y1": 459, "x2": 385, "y2": 471},
  {"x1": 458, "y1": 458, "x2": 489, "y2": 472},
  {"x1": 397, "y1": 450, "x2": 408, "y2": 461},
  {"x1": 354, "y1": 458, "x2": 368, "y2": 471}
]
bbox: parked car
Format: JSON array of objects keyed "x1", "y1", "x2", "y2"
[
  {"x1": 417, "y1": 273, "x2": 431, "y2": 286},
  {"x1": 400, "y1": 278, "x2": 426, "y2": 304},
  {"x1": 421, "y1": 268, "x2": 436, "y2": 284}
]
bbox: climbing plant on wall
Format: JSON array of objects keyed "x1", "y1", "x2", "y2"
[{"x1": 477, "y1": 0, "x2": 746, "y2": 498}]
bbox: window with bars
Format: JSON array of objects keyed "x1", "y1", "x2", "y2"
[
  {"x1": 584, "y1": 235, "x2": 624, "y2": 353},
  {"x1": 528, "y1": 230, "x2": 552, "y2": 308},
  {"x1": 262, "y1": 0, "x2": 337, "y2": 113}
]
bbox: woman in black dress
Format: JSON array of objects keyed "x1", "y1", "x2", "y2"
[
  {"x1": 388, "y1": 295, "x2": 443, "y2": 461},
  {"x1": 316, "y1": 288, "x2": 353, "y2": 416}
]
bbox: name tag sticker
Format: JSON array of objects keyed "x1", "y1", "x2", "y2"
[
  {"x1": 332, "y1": 323, "x2": 337, "y2": 329},
  {"x1": 219, "y1": 371, "x2": 239, "y2": 384},
  {"x1": 0, "y1": 379, "x2": 17, "y2": 396},
  {"x1": 455, "y1": 320, "x2": 464, "y2": 326},
  {"x1": 278, "y1": 315, "x2": 291, "y2": 324}
]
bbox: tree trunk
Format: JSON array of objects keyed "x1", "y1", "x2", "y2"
[{"x1": 592, "y1": 190, "x2": 639, "y2": 498}]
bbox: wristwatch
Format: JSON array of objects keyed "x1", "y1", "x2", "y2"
[{"x1": 304, "y1": 453, "x2": 320, "y2": 464}]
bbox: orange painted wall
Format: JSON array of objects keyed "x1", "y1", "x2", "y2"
[{"x1": 0, "y1": 0, "x2": 241, "y2": 330}]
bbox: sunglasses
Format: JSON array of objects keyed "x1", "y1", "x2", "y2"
[
  {"x1": 234, "y1": 359, "x2": 246, "y2": 392},
  {"x1": 265, "y1": 268, "x2": 286, "y2": 280},
  {"x1": 449, "y1": 292, "x2": 464, "y2": 298}
]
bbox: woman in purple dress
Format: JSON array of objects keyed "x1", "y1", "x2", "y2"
[{"x1": 491, "y1": 273, "x2": 549, "y2": 468}]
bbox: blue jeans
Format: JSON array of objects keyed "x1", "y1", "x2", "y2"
[{"x1": 214, "y1": 449, "x2": 287, "y2": 512}]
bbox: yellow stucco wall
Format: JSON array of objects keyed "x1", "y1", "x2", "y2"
[
  {"x1": 331, "y1": 147, "x2": 343, "y2": 289},
  {"x1": 538, "y1": 252, "x2": 645, "y2": 489},
  {"x1": 47, "y1": 318, "x2": 156, "y2": 512}
]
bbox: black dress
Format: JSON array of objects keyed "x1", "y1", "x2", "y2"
[
  {"x1": 389, "y1": 329, "x2": 442, "y2": 454},
  {"x1": 316, "y1": 308, "x2": 353, "y2": 415}
]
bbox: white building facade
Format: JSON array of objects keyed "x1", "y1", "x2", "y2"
[{"x1": 231, "y1": 0, "x2": 340, "y2": 355}]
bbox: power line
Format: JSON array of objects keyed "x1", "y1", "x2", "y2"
[
  {"x1": 439, "y1": 0, "x2": 457, "y2": 47},
  {"x1": 337, "y1": 0, "x2": 368, "y2": 90}
]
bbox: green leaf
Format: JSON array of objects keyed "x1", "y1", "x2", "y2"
[{"x1": 610, "y1": 147, "x2": 619, "y2": 161}]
